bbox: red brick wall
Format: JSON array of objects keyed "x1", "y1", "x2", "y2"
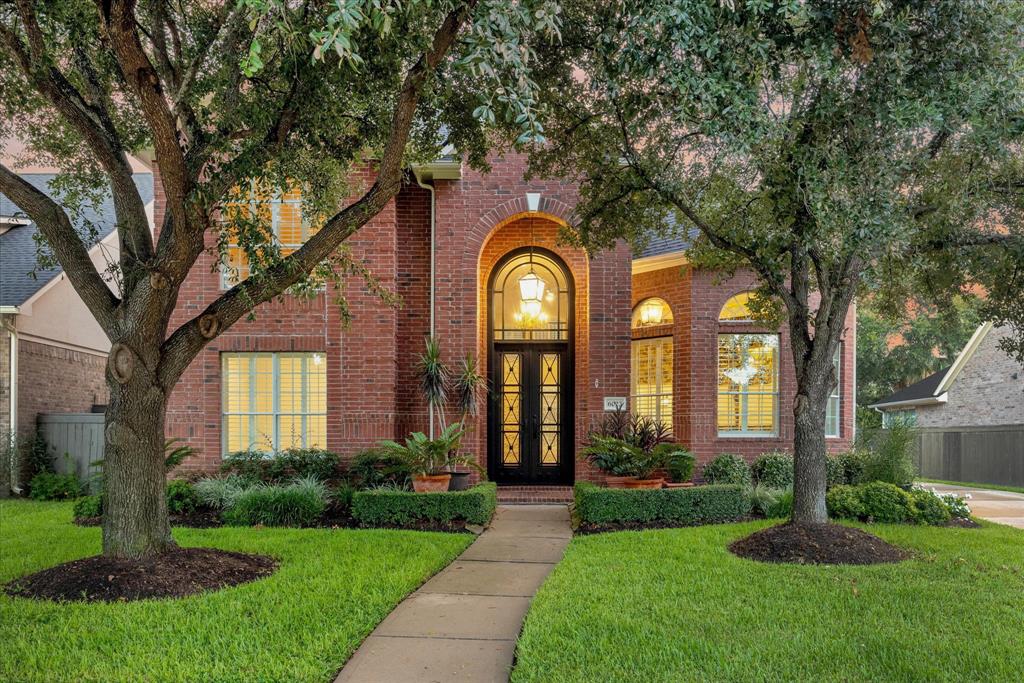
[
  {"x1": 158, "y1": 149, "x2": 853, "y2": 482},
  {"x1": 164, "y1": 165, "x2": 402, "y2": 473},
  {"x1": 631, "y1": 263, "x2": 856, "y2": 473},
  {"x1": 18, "y1": 340, "x2": 107, "y2": 435},
  {"x1": 429, "y1": 151, "x2": 632, "y2": 484}
]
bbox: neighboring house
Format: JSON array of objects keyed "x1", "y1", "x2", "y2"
[
  {"x1": 165, "y1": 151, "x2": 856, "y2": 488},
  {"x1": 0, "y1": 172, "x2": 154, "y2": 438},
  {"x1": 871, "y1": 322, "x2": 1024, "y2": 428}
]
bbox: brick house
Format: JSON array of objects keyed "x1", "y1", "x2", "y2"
[
  {"x1": 872, "y1": 322, "x2": 1024, "y2": 428},
  {"x1": 0, "y1": 171, "x2": 153, "y2": 442},
  {"x1": 165, "y1": 151, "x2": 856, "y2": 491}
]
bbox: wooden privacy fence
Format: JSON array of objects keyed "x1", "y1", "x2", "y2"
[
  {"x1": 912, "y1": 424, "x2": 1024, "y2": 488},
  {"x1": 37, "y1": 413, "x2": 104, "y2": 491}
]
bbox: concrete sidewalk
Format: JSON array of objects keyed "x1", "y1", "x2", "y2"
[
  {"x1": 923, "y1": 483, "x2": 1024, "y2": 529},
  {"x1": 335, "y1": 505, "x2": 571, "y2": 682}
]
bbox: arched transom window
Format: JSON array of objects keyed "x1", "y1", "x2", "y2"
[
  {"x1": 631, "y1": 298, "x2": 674, "y2": 328},
  {"x1": 719, "y1": 292, "x2": 755, "y2": 322},
  {"x1": 490, "y1": 250, "x2": 570, "y2": 342}
]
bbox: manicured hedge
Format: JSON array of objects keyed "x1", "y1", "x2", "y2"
[
  {"x1": 574, "y1": 482, "x2": 748, "y2": 525},
  {"x1": 352, "y1": 482, "x2": 497, "y2": 527}
]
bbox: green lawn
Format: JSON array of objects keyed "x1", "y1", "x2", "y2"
[
  {"x1": 0, "y1": 499, "x2": 471, "y2": 682},
  {"x1": 919, "y1": 478, "x2": 1024, "y2": 495},
  {"x1": 513, "y1": 520, "x2": 1024, "y2": 682}
]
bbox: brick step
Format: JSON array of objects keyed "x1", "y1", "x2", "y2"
[{"x1": 496, "y1": 485, "x2": 574, "y2": 504}]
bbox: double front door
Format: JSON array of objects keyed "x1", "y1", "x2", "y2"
[{"x1": 489, "y1": 345, "x2": 573, "y2": 484}]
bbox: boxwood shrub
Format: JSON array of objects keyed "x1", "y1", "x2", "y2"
[
  {"x1": 701, "y1": 454, "x2": 751, "y2": 486},
  {"x1": 750, "y1": 451, "x2": 793, "y2": 488},
  {"x1": 220, "y1": 448, "x2": 341, "y2": 483},
  {"x1": 574, "y1": 482, "x2": 748, "y2": 525},
  {"x1": 352, "y1": 482, "x2": 497, "y2": 527}
]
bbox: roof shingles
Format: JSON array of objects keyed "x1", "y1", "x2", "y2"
[{"x1": 0, "y1": 173, "x2": 153, "y2": 306}]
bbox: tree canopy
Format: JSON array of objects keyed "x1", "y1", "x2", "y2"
[
  {"x1": 0, "y1": 0, "x2": 561, "y2": 558},
  {"x1": 528, "y1": 0, "x2": 1024, "y2": 523}
]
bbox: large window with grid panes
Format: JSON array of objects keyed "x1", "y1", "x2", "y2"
[
  {"x1": 717, "y1": 333, "x2": 779, "y2": 436},
  {"x1": 220, "y1": 184, "x2": 318, "y2": 288},
  {"x1": 631, "y1": 336, "x2": 673, "y2": 428},
  {"x1": 221, "y1": 352, "x2": 326, "y2": 454}
]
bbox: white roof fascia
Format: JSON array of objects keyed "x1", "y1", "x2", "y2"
[
  {"x1": 935, "y1": 322, "x2": 994, "y2": 395},
  {"x1": 632, "y1": 252, "x2": 688, "y2": 275},
  {"x1": 871, "y1": 393, "x2": 949, "y2": 410}
]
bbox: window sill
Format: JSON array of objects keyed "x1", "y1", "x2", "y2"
[{"x1": 716, "y1": 432, "x2": 780, "y2": 439}]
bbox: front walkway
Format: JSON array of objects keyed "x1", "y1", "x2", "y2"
[
  {"x1": 923, "y1": 483, "x2": 1024, "y2": 528},
  {"x1": 336, "y1": 505, "x2": 571, "y2": 682}
]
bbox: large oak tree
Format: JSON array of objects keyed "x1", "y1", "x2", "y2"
[
  {"x1": 529, "y1": 0, "x2": 1024, "y2": 525},
  {"x1": 0, "y1": 0, "x2": 560, "y2": 558}
]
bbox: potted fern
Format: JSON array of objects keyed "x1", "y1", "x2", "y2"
[{"x1": 377, "y1": 423, "x2": 482, "y2": 492}]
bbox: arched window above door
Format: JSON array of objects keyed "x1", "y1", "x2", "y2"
[
  {"x1": 632, "y1": 298, "x2": 673, "y2": 328},
  {"x1": 490, "y1": 249, "x2": 571, "y2": 342}
]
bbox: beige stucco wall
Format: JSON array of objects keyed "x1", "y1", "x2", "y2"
[
  {"x1": 917, "y1": 326, "x2": 1024, "y2": 428},
  {"x1": 13, "y1": 231, "x2": 117, "y2": 354}
]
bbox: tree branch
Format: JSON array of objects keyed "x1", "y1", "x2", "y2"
[
  {"x1": 157, "y1": 0, "x2": 478, "y2": 388},
  {"x1": 2, "y1": 6, "x2": 153, "y2": 268},
  {"x1": 0, "y1": 164, "x2": 119, "y2": 331}
]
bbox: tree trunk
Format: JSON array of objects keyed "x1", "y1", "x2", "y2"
[
  {"x1": 791, "y1": 382, "x2": 831, "y2": 526},
  {"x1": 101, "y1": 353, "x2": 174, "y2": 559}
]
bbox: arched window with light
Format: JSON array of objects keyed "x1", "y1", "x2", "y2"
[
  {"x1": 630, "y1": 298, "x2": 674, "y2": 428},
  {"x1": 717, "y1": 293, "x2": 779, "y2": 435}
]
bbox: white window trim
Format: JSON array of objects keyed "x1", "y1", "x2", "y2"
[
  {"x1": 630, "y1": 336, "x2": 673, "y2": 429},
  {"x1": 220, "y1": 185, "x2": 308, "y2": 289},
  {"x1": 221, "y1": 352, "x2": 325, "y2": 455},
  {"x1": 717, "y1": 333, "x2": 780, "y2": 438},
  {"x1": 826, "y1": 345, "x2": 842, "y2": 439}
]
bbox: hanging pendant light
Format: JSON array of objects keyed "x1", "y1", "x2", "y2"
[
  {"x1": 516, "y1": 247, "x2": 547, "y2": 326},
  {"x1": 639, "y1": 299, "x2": 664, "y2": 326}
]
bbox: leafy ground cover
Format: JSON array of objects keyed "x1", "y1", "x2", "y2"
[
  {"x1": 919, "y1": 479, "x2": 1024, "y2": 495},
  {"x1": 513, "y1": 520, "x2": 1024, "y2": 682},
  {"x1": 0, "y1": 500, "x2": 470, "y2": 682}
]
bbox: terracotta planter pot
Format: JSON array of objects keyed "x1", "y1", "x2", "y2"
[
  {"x1": 605, "y1": 475, "x2": 636, "y2": 489},
  {"x1": 623, "y1": 478, "x2": 664, "y2": 490},
  {"x1": 412, "y1": 473, "x2": 452, "y2": 493},
  {"x1": 663, "y1": 482, "x2": 695, "y2": 489}
]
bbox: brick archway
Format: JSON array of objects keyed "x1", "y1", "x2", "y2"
[{"x1": 472, "y1": 214, "x2": 590, "y2": 483}]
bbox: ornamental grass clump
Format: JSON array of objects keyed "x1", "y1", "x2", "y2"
[{"x1": 222, "y1": 476, "x2": 330, "y2": 528}]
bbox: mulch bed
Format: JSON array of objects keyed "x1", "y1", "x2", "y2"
[
  {"x1": 74, "y1": 511, "x2": 474, "y2": 532},
  {"x1": 5, "y1": 547, "x2": 278, "y2": 603},
  {"x1": 729, "y1": 523, "x2": 911, "y2": 565},
  {"x1": 75, "y1": 509, "x2": 225, "y2": 529},
  {"x1": 576, "y1": 516, "x2": 755, "y2": 535},
  {"x1": 356, "y1": 519, "x2": 481, "y2": 534},
  {"x1": 945, "y1": 517, "x2": 982, "y2": 529}
]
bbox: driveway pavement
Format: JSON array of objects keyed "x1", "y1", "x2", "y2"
[{"x1": 922, "y1": 483, "x2": 1024, "y2": 529}]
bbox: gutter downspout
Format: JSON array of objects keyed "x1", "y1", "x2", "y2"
[{"x1": 414, "y1": 172, "x2": 437, "y2": 439}]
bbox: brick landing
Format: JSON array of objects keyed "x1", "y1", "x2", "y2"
[{"x1": 496, "y1": 485, "x2": 573, "y2": 504}]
